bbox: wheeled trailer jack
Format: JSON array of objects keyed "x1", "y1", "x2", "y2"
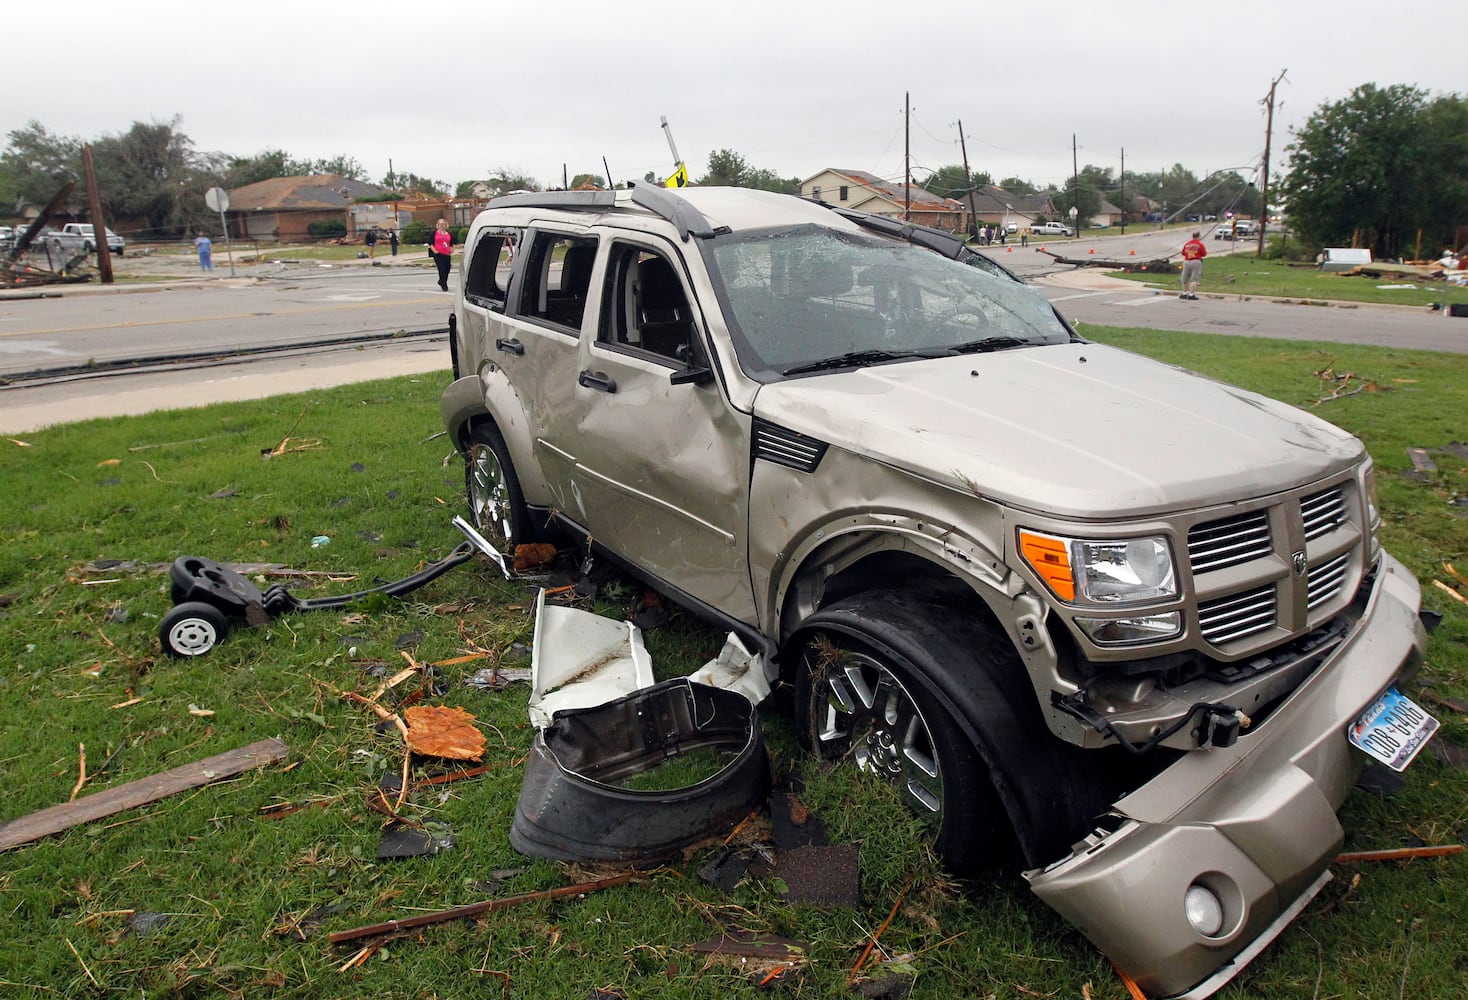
[{"x1": 159, "y1": 516, "x2": 508, "y2": 657}]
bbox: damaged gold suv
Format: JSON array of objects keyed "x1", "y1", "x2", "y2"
[{"x1": 440, "y1": 185, "x2": 1432, "y2": 998}]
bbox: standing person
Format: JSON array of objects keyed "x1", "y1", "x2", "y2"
[
  {"x1": 1020, "y1": 226, "x2": 1029, "y2": 248},
  {"x1": 389, "y1": 228, "x2": 399, "y2": 256},
  {"x1": 432, "y1": 218, "x2": 454, "y2": 291},
  {"x1": 194, "y1": 233, "x2": 212, "y2": 271},
  {"x1": 1180, "y1": 231, "x2": 1207, "y2": 300},
  {"x1": 365, "y1": 228, "x2": 378, "y2": 258}
]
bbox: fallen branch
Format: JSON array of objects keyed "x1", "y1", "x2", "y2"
[
  {"x1": 328, "y1": 872, "x2": 638, "y2": 946},
  {"x1": 69, "y1": 743, "x2": 88, "y2": 802},
  {"x1": 1335, "y1": 844, "x2": 1464, "y2": 864},
  {"x1": 848, "y1": 878, "x2": 911, "y2": 985},
  {"x1": 1431, "y1": 580, "x2": 1468, "y2": 606},
  {"x1": 1113, "y1": 962, "x2": 1148, "y2": 1000}
]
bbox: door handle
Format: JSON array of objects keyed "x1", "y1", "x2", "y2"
[
  {"x1": 495, "y1": 337, "x2": 525, "y2": 356},
  {"x1": 578, "y1": 370, "x2": 617, "y2": 394}
]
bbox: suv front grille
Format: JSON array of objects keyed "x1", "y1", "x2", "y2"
[
  {"x1": 1188, "y1": 511, "x2": 1271, "y2": 572},
  {"x1": 1187, "y1": 475, "x2": 1361, "y2": 655}
]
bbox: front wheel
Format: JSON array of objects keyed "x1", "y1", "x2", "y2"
[
  {"x1": 160, "y1": 602, "x2": 229, "y2": 658},
  {"x1": 464, "y1": 422, "x2": 535, "y2": 548},
  {"x1": 793, "y1": 592, "x2": 1005, "y2": 874}
]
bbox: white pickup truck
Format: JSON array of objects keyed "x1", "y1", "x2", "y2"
[{"x1": 61, "y1": 223, "x2": 125, "y2": 255}]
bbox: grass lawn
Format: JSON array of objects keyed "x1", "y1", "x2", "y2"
[
  {"x1": 0, "y1": 332, "x2": 1464, "y2": 999},
  {"x1": 1109, "y1": 254, "x2": 1468, "y2": 310}
]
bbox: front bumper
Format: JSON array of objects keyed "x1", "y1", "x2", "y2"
[{"x1": 1026, "y1": 552, "x2": 1427, "y2": 998}]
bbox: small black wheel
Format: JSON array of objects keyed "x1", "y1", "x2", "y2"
[
  {"x1": 794, "y1": 591, "x2": 1004, "y2": 875},
  {"x1": 169, "y1": 581, "x2": 189, "y2": 604},
  {"x1": 464, "y1": 422, "x2": 535, "y2": 547},
  {"x1": 159, "y1": 602, "x2": 229, "y2": 658}
]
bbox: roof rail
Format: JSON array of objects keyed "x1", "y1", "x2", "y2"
[{"x1": 483, "y1": 184, "x2": 722, "y2": 243}]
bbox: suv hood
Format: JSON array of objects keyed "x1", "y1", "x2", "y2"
[{"x1": 752, "y1": 342, "x2": 1362, "y2": 519}]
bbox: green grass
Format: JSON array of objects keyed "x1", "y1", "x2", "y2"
[
  {"x1": 0, "y1": 337, "x2": 1465, "y2": 999},
  {"x1": 1110, "y1": 254, "x2": 1468, "y2": 309}
]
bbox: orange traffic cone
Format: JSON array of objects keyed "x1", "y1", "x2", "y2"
[
  {"x1": 1088, "y1": 247, "x2": 1095, "y2": 255},
  {"x1": 1006, "y1": 246, "x2": 1012, "y2": 253},
  {"x1": 1128, "y1": 247, "x2": 1136, "y2": 256}
]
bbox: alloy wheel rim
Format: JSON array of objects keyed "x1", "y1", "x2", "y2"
[
  {"x1": 468, "y1": 443, "x2": 512, "y2": 542},
  {"x1": 168, "y1": 617, "x2": 218, "y2": 656},
  {"x1": 811, "y1": 650, "x2": 944, "y2": 820}
]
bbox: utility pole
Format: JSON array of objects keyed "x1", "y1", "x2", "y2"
[
  {"x1": 957, "y1": 118, "x2": 979, "y2": 239},
  {"x1": 81, "y1": 144, "x2": 114, "y2": 285},
  {"x1": 1119, "y1": 146, "x2": 1126, "y2": 236},
  {"x1": 1256, "y1": 68, "x2": 1287, "y2": 257},
  {"x1": 904, "y1": 92, "x2": 911, "y2": 221},
  {"x1": 1071, "y1": 134, "x2": 1080, "y2": 235}
]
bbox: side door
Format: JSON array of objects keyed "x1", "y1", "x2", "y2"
[
  {"x1": 554, "y1": 237, "x2": 756, "y2": 624},
  {"x1": 465, "y1": 225, "x2": 596, "y2": 514}
]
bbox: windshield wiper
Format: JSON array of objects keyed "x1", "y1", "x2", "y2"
[
  {"x1": 781, "y1": 348, "x2": 944, "y2": 376},
  {"x1": 944, "y1": 336, "x2": 1033, "y2": 355}
]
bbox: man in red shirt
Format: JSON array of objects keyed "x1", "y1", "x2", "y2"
[{"x1": 1180, "y1": 231, "x2": 1207, "y2": 300}]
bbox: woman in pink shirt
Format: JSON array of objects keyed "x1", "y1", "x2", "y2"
[{"x1": 432, "y1": 218, "x2": 454, "y2": 291}]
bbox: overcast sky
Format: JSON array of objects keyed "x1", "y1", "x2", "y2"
[{"x1": 11, "y1": 0, "x2": 1467, "y2": 195}]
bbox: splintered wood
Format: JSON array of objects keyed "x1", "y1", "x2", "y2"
[{"x1": 403, "y1": 705, "x2": 486, "y2": 761}]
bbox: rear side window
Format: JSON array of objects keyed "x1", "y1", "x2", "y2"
[
  {"x1": 517, "y1": 232, "x2": 598, "y2": 332},
  {"x1": 464, "y1": 229, "x2": 520, "y2": 310}
]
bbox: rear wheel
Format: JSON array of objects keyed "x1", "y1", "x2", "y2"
[
  {"x1": 464, "y1": 422, "x2": 535, "y2": 548},
  {"x1": 794, "y1": 591, "x2": 1005, "y2": 874}
]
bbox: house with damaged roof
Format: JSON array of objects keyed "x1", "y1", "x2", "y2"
[
  {"x1": 225, "y1": 174, "x2": 390, "y2": 241},
  {"x1": 801, "y1": 168, "x2": 1058, "y2": 234}
]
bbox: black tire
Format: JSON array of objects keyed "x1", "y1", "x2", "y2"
[
  {"x1": 464, "y1": 422, "x2": 535, "y2": 548},
  {"x1": 170, "y1": 581, "x2": 189, "y2": 604},
  {"x1": 159, "y1": 602, "x2": 229, "y2": 658},
  {"x1": 793, "y1": 591, "x2": 1006, "y2": 875}
]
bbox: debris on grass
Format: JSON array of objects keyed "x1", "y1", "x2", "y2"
[
  {"x1": 327, "y1": 872, "x2": 639, "y2": 946},
  {"x1": 848, "y1": 878, "x2": 911, "y2": 986},
  {"x1": 689, "y1": 930, "x2": 809, "y2": 986},
  {"x1": 403, "y1": 705, "x2": 487, "y2": 761},
  {"x1": 776, "y1": 843, "x2": 861, "y2": 906},
  {"x1": 0, "y1": 738, "x2": 289, "y2": 851},
  {"x1": 1335, "y1": 844, "x2": 1464, "y2": 863},
  {"x1": 1309, "y1": 366, "x2": 1390, "y2": 407},
  {"x1": 514, "y1": 543, "x2": 559, "y2": 572},
  {"x1": 376, "y1": 821, "x2": 456, "y2": 859}
]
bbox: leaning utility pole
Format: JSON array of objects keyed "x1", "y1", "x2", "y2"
[
  {"x1": 1256, "y1": 69, "x2": 1287, "y2": 257},
  {"x1": 957, "y1": 119, "x2": 980, "y2": 238},
  {"x1": 81, "y1": 144, "x2": 114, "y2": 284},
  {"x1": 1072, "y1": 134, "x2": 1080, "y2": 233}
]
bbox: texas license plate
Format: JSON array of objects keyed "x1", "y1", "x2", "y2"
[{"x1": 1349, "y1": 688, "x2": 1439, "y2": 772}]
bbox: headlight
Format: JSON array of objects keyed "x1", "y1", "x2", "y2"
[
  {"x1": 1363, "y1": 460, "x2": 1382, "y2": 564},
  {"x1": 1019, "y1": 530, "x2": 1178, "y2": 606}
]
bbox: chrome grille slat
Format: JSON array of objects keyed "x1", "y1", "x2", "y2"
[
  {"x1": 1198, "y1": 586, "x2": 1277, "y2": 643},
  {"x1": 1188, "y1": 512, "x2": 1271, "y2": 572},
  {"x1": 1301, "y1": 487, "x2": 1346, "y2": 540},
  {"x1": 1307, "y1": 552, "x2": 1350, "y2": 609}
]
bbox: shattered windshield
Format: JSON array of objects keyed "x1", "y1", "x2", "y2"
[{"x1": 703, "y1": 225, "x2": 1072, "y2": 380}]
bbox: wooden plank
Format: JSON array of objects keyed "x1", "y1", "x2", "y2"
[{"x1": 0, "y1": 737, "x2": 288, "y2": 852}]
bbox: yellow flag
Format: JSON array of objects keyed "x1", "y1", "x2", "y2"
[{"x1": 665, "y1": 163, "x2": 688, "y2": 189}]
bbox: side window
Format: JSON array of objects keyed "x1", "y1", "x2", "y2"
[
  {"x1": 598, "y1": 244, "x2": 696, "y2": 365},
  {"x1": 463, "y1": 229, "x2": 520, "y2": 310},
  {"x1": 517, "y1": 232, "x2": 597, "y2": 332}
]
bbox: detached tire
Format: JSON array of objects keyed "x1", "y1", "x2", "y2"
[
  {"x1": 794, "y1": 590, "x2": 1007, "y2": 875},
  {"x1": 464, "y1": 422, "x2": 535, "y2": 548},
  {"x1": 160, "y1": 602, "x2": 229, "y2": 658}
]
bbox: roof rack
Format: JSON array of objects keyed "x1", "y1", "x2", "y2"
[{"x1": 485, "y1": 183, "x2": 722, "y2": 243}]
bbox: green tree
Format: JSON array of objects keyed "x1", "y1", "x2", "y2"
[
  {"x1": 1281, "y1": 83, "x2": 1468, "y2": 258},
  {"x1": 0, "y1": 121, "x2": 82, "y2": 209},
  {"x1": 223, "y1": 148, "x2": 296, "y2": 187},
  {"x1": 922, "y1": 164, "x2": 991, "y2": 200},
  {"x1": 384, "y1": 170, "x2": 447, "y2": 197},
  {"x1": 301, "y1": 154, "x2": 366, "y2": 180},
  {"x1": 92, "y1": 118, "x2": 223, "y2": 237},
  {"x1": 485, "y1": 169, "x2": 541, "y2": 193},
  {"x1": 569, "y1": 173, "x2": 607, "y2": 190},
  {"x1": 997, "y1": 176, "x2": 1037, "y2": 195},
  {"x1": 695, "y1": 149, "x2": 800, "y2": 194}
]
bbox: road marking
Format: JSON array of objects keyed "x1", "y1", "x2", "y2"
[
  {"x1": 320, "y1": 294, "x2": 383, "y2": 302},
  {"x1": 0, "y1": 297, "x2": 444, "y2": 339},
  {"x1": 0, "y1": 339, "x2": 75, "y2": 356},
  {"x1": 1107, "y1": 295, "x2": 1169, "y2": 307},
  {"x1": 1048, "y1": 291, "x2": 1111, "y2": 302}
]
